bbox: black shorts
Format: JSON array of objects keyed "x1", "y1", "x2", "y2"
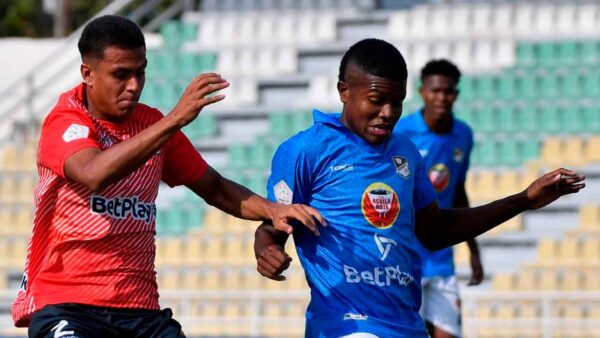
[{"x1": 28, "y1": 303, "x2": 186, "y2": 338}]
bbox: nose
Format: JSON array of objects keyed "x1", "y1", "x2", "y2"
[
  {"x1": 379, "y1": 104, "x2": 396, "y2": 120},
  {"x1": 126, "y1": 76, "x2": 141, "y2": 94}
]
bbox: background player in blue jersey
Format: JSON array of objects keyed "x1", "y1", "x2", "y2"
[
  {"x1": 394, "y1": 59, "x2": 481, "y2": 338},
  {"x1": 254, "y1": 39, "x2": 585, "y2": 338}
]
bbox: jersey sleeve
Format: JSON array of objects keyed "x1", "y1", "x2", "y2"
[
  {"x1": 38, "y1": 110, "x2": 101, "y2": 179},
  {"x1": 266, "y1": 136, "x2": 312, "y2": 205},
  {"x1": 456, "y1": 127, "x2": 474, "y2": 184},
  {"x1": 161, "y1": 130, "x2": 208, "y2": 187},
  {"x1": 413, "y1": 150, "x2": 437, "y2": 210}
]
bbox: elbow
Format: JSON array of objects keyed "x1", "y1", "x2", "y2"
[
  {"x1": 415, "y1": 229, "x2": 445, "y2": 251},
  {"x1": 78, "y1": 170, "x2": 110, "y2": 193}
]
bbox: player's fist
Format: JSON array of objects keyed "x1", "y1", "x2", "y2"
[{"x1": 256, "y1": 244, "x2": 292, "y2": 281}]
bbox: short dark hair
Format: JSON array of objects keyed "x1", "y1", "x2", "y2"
[
  {"x1": 78, "y1": 15, "x2": 145, "y2": 59},
  {"x1": 338, "y1": 38, "x2": 408, "y2": 83},
  {"x1": 420, "y1": 59, "x2": 461, "y2": 83}
]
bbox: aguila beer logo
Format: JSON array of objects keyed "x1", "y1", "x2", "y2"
[
  {"x1": 361, "y1": 182, "x2": 400, "y2": 229},
  {"x1": 428, "y1": 163, "x2": 450, "y2": 192}
]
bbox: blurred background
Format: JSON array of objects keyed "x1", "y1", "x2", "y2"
[{"x1": 0, "y1": 0, "x2": 599, "y2": 337}]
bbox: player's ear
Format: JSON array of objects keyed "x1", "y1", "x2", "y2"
[
  {"x1": 338, "y1": 80, "x2": 349, "y2": 103},
  {"x1": 79, "y1": 61, "x2": 93, "y2": 86}
]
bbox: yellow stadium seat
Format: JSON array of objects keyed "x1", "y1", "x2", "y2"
[
  {"x1": 183, "y1": 237, "x2": 203, "y2": 266},
  {"x1": 558, "y1": 237, "x2": 580, "y2": 265},
  {"x1": 17, "y1": 175, "x2": 36, "y2": 204},
  {"x1": 0, "y1": 176, "x2": 17, "y2": 203},
  {"x1": 579, "y1": 205, "x2": 600, "y2": 230},
  {"x1": 493, "y1": 272, "x2": 514, "y2": 291},
  {"x1": 15, "y1": 208, "x2": 33, "y2": 235},
  {"x1": 453, "y1": 242, "x2": 470, "y2": 268},
  {"x1": 583, "y1": 268, "x2": 600, "y2": 291},
  {"x1": 540, "y1": 137, "x2": 562, "y2": 166},
  {"x1": 201, "y1": 267, "x2": 221, "y2": 290},
  {"x1": 517, "y1": 268, "x2": 537, "y2": 291},
  {"x1": 470, "y1": 170, "x2": 498, "y2": 201},
  {"x1": 584, "y1": 136, "x2": 600, "y2": 163},
  {"x1": 562, "y1": 268, "x2": 583, "y2": 291},
  {"x1": 182, "y1": 270, "x2": 201, "y2": 290},
  {"x1": 582, "y1": 238, "x2": 600, "y2": 263},
  {"x1": 498, "y1": 171, "x2": 520, "y2": 196},
  {"x1": 564, "y1": 138, "x2": 585, "y2": 167},
  {"x1": 0, "y1": 209, "x2": 12, "y2": 235},
  {"x1": 537, "y1": 238, "x2": 557, "y2": 263},
  {"x1": 540, "y1": 268, "x2": 558, "y2": 291},
  {"x1": 203, "y1": 207, "x2": 226, "y2": 234},
  {"x1": 158, "y1": 269, "x2": 180, "y2": 290},
  {"x1": 262, "y1": 302, "x2": 285, "y2": 317},
  {"x1": 202, "y1": 234, "x2": 224, "y2": 264}
]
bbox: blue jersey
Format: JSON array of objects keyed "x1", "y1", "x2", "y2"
[
  {"x1": 266, "y1": 110, "x2": 436, "y2": 337},
  {"x1": 394, "y1": 110, "x2": 474, "y2": 277}
]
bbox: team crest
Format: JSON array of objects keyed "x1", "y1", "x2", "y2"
[
  {"x1": 453, "y1": 148, "x2": 464, "y2": 162},
  {"x1": 428, "y1": 163, "x2": 450, "y2": 192},
  {"x1": 361, "y1": 182, "x2": 400, "y2": 229},
  {"x1": 274, "y1": 180, "x2": 293, "y2": 205},
  {"x1": 392, "y1": 156, "x2": 410, "y2": 178}
]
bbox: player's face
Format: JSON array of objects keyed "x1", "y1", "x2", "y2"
[
  {"x1": 81, "y1": 46, "x2": 147, "y2": 122},
  {"x1": 420, "y1": 75, "x2": 458, "y2": 119},
  {"x1": 338, "y1": 63, "x2": 406, "y2": 145}
]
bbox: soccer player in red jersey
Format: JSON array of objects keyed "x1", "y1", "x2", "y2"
[{"x1": 13, "y1": 15, "x2": 324, "y2": 338}]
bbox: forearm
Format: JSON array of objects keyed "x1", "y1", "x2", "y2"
[
  {"x1": 417, "y1": 191, "x2": 529, "y2": 250},
  {"x1": 80, "y1": 115, "x2": 181, "y2": 190},
  {"x1": 203, "y1": 174, "x2": 275, "y2": 221},
  {"x1": 466, "y1": 238, "x2": 480, "y2": 256}
]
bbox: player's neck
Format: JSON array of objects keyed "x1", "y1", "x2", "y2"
[{"x1": 422, "y1": 109, "x2": 453, "y2": 134}]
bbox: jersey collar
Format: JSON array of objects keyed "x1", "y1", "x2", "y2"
[{"x1": 415, "y1": 108, "x2": 459, "y2": 135}]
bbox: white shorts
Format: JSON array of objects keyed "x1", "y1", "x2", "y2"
[
  {"x1": 339, "y1": 333, "x2": 380, "y2": 338},
  {"x1": 420, "y1": 275, "x2": 462, "y2": 337}
]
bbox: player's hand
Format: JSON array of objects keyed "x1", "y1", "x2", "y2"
[
  {"x1": 256, "y1": 244, "x2": 292, "y2": 281},
  {"x1": 468, "y1": 253, "x2": 484, "y2": 286},
  {"x1": 523, "y1": 168, "x2": 585, "y2": 210},
  {"x1": 270, "y1": 203, "x2": 327, "y2": 236},
  {"x1": 169, "y1": 73, "x2": 229, "y2": 127}
]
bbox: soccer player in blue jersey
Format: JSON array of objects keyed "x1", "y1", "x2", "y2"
[
  {"x1": 253, "y1": 39, "x2": 585, "y2": 338},
  {"x1": 394, "y1": 59, "x2": 481, "y2": 338}
]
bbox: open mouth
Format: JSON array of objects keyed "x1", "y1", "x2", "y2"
[{"x1": 369, "y1": 124, "x2": 392, "y2": 137}]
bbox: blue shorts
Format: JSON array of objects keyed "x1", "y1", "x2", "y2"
[{"x1": 28, "y1": 303, "x2": 185, "y2": 338}]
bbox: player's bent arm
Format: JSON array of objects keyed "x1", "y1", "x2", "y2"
[
  {"x1": 187, "y1": 166, "x2": 326, "y2": 235},
  {"x1": 254, "y1": 223, "x2": 292, "y2": 281},
  {"x1": 416, "y1": 168, "x2": 585, "y2": 250},
  {"x1": 454, "y1": 183, "x2": 483, "y2": 284},
  {"x1": 65, "y1": 74, "x2": 228, "y2": 192}
]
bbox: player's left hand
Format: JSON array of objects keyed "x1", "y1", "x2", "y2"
[
  {"x1": 270, "y1": 203, "x2": 327, "y2": 236},
  {"x1": 523, "y1": 168, "x2": 585, "y2": 210},
  {"x1": 468, "y1": 253, "x2": 484, "y2": 286}
]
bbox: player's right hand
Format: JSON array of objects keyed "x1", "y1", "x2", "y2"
[
  {"x1": 256, "y1": 244, "x2": 292, "y2": 281},
  {"x1": 169, "y1": 73, "x2": 229, "y2": 127}
]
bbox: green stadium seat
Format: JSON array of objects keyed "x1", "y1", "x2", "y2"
[
  {"x1": 557, "y1": 41, "x2": 579, "y2": 65},
  {"x1": 246, "y1": 175, "x2": 267, "y2": 197},
  {"x1": 475, "y1": 76, "x2": 495, "y2": 100},
  {"x1": 228, "y1": 144, "x2": 250, "y2": 170},
  {"x1": 561, "y1": 105, "x2": 584, "y2": 134},
  {"x1": 473, "y1": 105, "x2": 495, "y2": 133},
  {"x1": 497, "y1": 106, "x2": 517, "y2": 133},
  {"x1": 516, "y1": 42, "x2": 536, "y2": 66},
  {"x1": 478, "y1": 139, "x2": 498, "y2": 167},
  {"x1": 561, "y1": 71, "x2": 583, "y2": 99},
  {"x1": 537, "y1": 72, "x2": 560, "y2": 98},
  {"x1": 521, "y1": 138, "x2": 540, "y2": 162},
  {"x1": 161, "y1": 21, "x2": 182, "y2": 49},
  {"x1": 536, "y1": 42, "x2": 556, "y2": 66},
  {"x1": 458, "y1": 77, "x2": 475, "y2": 102},
  {"x1": 158, "y1": 52, "x2": 179, "y2": 79},
  {"x1": 183, "y1": 114, "x2": 217, "y2": 140},
  {"x1": 455, "y1": 105, "x2": 475, "y2": 126},
  {"x1": 580, "y1": 40, "x2": 599, "y2": 64},
  {"x1": 538, "y1": 105, "x2": 561, "y2": 134},
  {"x1": 180, "y1": 22, "x2": 198, "y2": 42},
  {"x1": 290, "y1": 110, "x2": 313, "y2": 132},
  {"x1": 199, "y1": 53, "x2": 217, "y2": 71},
  {"x1": 514, "y1": 72, "x2": 536, "y2": 100},
  {"x1": 515, "y1": 105, "x2": 538, "y2": 133},
  {"x1": 582, "y1": 105, "x2": 600, "y2": 133},
  {"x1": 269, "y1": 111, "x2": 292, "y2": 140},
  {"x1": 497, "y1": 73, "x2": 516, "y2": 100},
  {"x1": 499, "y1": 139, "x2": 521, "y2": 167},
  {"x1": 249, "y1": 141, "x2": 271, "y2": 170},
  {"x1": 582, "y1": 68, "x2": 600, "y2": 98}
]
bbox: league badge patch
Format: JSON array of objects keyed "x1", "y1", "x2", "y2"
[
  {"x1": 361, "y1": 182, "x2": 400, "y2": 229},
  {"x1": 274, "y1": 180, "x2": 293, "y2": 205},
  {"x1": 62, "y1": 124, "x2": 89, "y2": 143},
  {"x1": 428, "y1": 163, "x2": 450, "y2": 192},
  {"x1": 392, "y1": 156, "x2": 410, "y2": 178}
]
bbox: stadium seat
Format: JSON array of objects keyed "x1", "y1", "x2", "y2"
[{"x1": 492, "y1": 272, "x2": 514, "y2": 291}]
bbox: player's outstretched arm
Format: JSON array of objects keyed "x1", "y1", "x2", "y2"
[
  {"x1": 187, "y1": 166, "x2": 326, "y2": 235},
  {"x1": 65, "y1": 74, "x2": 228, "y2": 192},
  {"x1": 254, "y1": 223, "x2": 292, "y2": 281},
  {"x1": 416, "y1": 168, "x2": 585, "y2": 251}
]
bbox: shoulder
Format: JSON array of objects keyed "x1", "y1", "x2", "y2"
[
  {"x1": 133, "y1": 103, "x2": 165, "y2": 124},
  {"x1": 453, "y1": 117, "x2": 474, "y2": 136},
  {"x1": 389, "y1": 132, "x2": 422, "y2": 159},
  {"x1": 394, "y1": 113, "x2": 419, "y2": 133},
  {"x1": 275, "y1": 125, "x2": 320, "y2": 160}
]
